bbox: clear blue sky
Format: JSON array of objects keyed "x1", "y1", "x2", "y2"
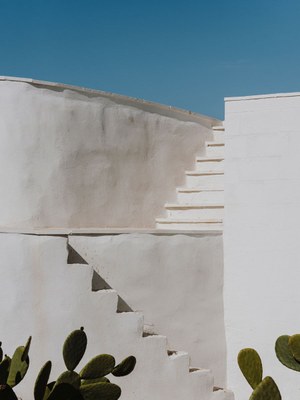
[{"x1": 1, "y1": 0, "x2": 300, "y2": 119}]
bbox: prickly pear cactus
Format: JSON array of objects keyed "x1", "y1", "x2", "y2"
[
  {"x1": 250, "y1": 376, "x2": 281, "y2": 400},
  {"x1": 80, "y1": 355, "x2": 115, "y2": 379},
  {"x1": 0, "y1": 337, "x2": 31, "y2": 400},
  {"x1": 34, "y1": 327, "x2": 136, "y2": 400},
  {"x1": 275, "y1": 335, "x2": 300, "y2": 371},
  {"x1": 237, "y1": 348, "x2": 263, "y2": 389},
  {"x1": 63, "y1": 327, "x2": 87, "y2": 371}
]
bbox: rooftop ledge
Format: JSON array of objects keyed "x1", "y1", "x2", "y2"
[
  {"x1": 0, "y1": 76, "x2": 221, "y2": 126},
  {"x1": 0, "y1": 227, "x2": 222, "y2": 237},
  {"x1": 225, "y1": 91, "x2": 300, "y2": 102}
]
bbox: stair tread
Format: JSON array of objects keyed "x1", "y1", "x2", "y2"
[
  {"x1": 212, "y1": 126, "x2": 225, "y2": 131},
  {"x1": 177, "y1": 187, "x2": 224, "y2": 193},
  {"x1": 186, "y1": 171, "x2": 224, "y2": 176},
  {"x1": 165, "y1": 203, "x2": 224, "y2": 209},
  {"x1": 196, "y1": 156, "x2": 224, "y2": 162},
  {"x1": 156, "y1": 218, "x2": 223, "y2": 223},
  {"x1": 206, "y1": 141, "x2": 225, "y2": 146}
]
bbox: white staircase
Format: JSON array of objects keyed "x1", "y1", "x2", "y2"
[
  {"x1": 67, "y1": 241, "x2": 233, "y2": 400},
  {"x1": 156, "y1": 125, "x2": 225, "y2": 231}
]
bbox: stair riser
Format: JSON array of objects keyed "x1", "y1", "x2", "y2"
[
  {"x1": 196, "y1": 160, "x2": 224, "y2": 173},
  {"x1": 206, "y1": 145, "x2": 224, "y2": 157},
  {"x1": 156, "y1": 222, "x2": 223, "y2": 231},
  {"x1": 212, "y1": 132, "x2": 224, "y2": 141},
  {"x1": 167, "y1": 207, "x2": 224, "y2": 219},
  {"x1": 186, "y1": 174, "x2": 224, "y2": 187},
  {"x1": 177, "y1": 191, "x2": 224, "y2": 204}
]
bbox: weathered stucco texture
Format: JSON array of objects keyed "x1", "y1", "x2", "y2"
[
  {"x1": 69, "y1": 233, "x2": 226, "y2": 386},
  {"x1": 0, "y1": 233, "x2": 225, "y2": 400},
  {"x1": 224, "y1": 93, "x2": 300, "y2": 400},
  {"x1": 0, "y1": 79, "x2": 218, "y2": 229}
]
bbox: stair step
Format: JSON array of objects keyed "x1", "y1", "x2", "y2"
[
  {"x1": 196, "y1": 158, "x2": 224, "y2": 173},
  {"x1": 156, "y1": 218, "x2": 223, "y2": 231},
  {"x1": 212, "y1": 126, "x2": 225, "y2": 131},
  {"x1": 177, "y1": 188, "x2": 224, "y2": 204},
  {"x1": 212, "y1": 388, "x2": 234, "y2": 400},
  {"x1": 196, "y1": 156, "x2": 224, "y2": 162},
  {"x1": 165, "y1": 203, "x2": 224, "y2": 219},
  {"x1": 206, "y1": 141, "x2": 225, "y2": 157},
  {"x1": 185, "y1": 171, "x2": 224, "y2": 187}
]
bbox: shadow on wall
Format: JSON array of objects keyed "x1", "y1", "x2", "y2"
[{"x1": 67, "y1": 243, "x2": 133, "y2": 313}]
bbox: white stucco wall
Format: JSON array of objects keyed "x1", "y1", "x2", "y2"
[
  {"x1": 224, "y1": 93, "x2": 300, "y2": 400},
  {"x1": 1, "y1": 233, "x2": 226, "y2": 400},
  {"x1": 69, "y1": 233, "x2": 226, "y2": 387},
  {"x1": 0, "y1": 77, "x2": 220, "y2": 230}
]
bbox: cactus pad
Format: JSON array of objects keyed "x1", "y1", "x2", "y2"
[
  {"x1": 48, "y1": 382, "x2": 83, "y2": 400},
  {"x1": 63, "y1": 328, "x2": 87, "y2": 371},
  {"x1": 237, "y1": 348, "x2": 262, "y2": 389},
  {"x1": 275, "y1": 335, "x2": 300, "y2": 371},
  {"x1": 34, "y1": 361, "x2": 52, "y2": 400},
  {"x1": 80, "y1": 382, "x2": 121, "y2": 400},
  {"x1": 0, "y1": 385, "x2": 18, "y2": 400},
  {"x1": 0, "y1": 356, "x2": 11, "y2": 385},
  {"x1": 249, "y1": 376, "x2": 281, "y2": 400},
  {"x1": 7, "y1": 342, "x2": 30, "y2": 387},
  {"x1": 56, "y1": 371, "x2": 81, "y2": 390},
  {"x1": 0, "y1": 342, "x2": 3, "y2": 363},
  {"x1": 80, "y1": 355, "x2": 115, "y2": 379},
  {"x1": 81, "y1": 377, "x2": 110, "y2": 385},
  {"x1": 112, "y1": 356, "x2": 136, "y2": 377},
  {"x1": 289, "y1": 334, "x2": 300, "y2": 362}
]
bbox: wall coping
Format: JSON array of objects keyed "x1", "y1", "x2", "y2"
[
  {"x1": 0, "y1": 76, "x2": 221, "y2": 126},
  {"x1": 0, "y1": 228, "x2": 222, "y2": 237},
  {"x1": 225, "y1": 91, "x2": 300, "y2": 102}
]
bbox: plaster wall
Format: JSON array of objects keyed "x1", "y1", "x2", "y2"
[
  {"x1": 0, "y1": 233, "x2": 225, "y2": 400},
  {"x1": 224, "y1": 93, "x2": 300, "y2": 400},
  {"x1": 69, "y1": 233, "x2": 226, "y2": 387},
  {"x1": 0, "y1": 77, "x2": 220, "y2": 230}
]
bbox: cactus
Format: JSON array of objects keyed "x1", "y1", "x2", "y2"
[
  {"x1": 63, "y1": 327, "x2": 87, "y2": 372},
  {"x1": 0, "y1": 337, "x2": 31, "y2": 400},
  {"x1": 238, "y1": 347, "x2": 281, "y2": 399},
  {"x1": 275, "y1": 334, "x2": 300, "y2": 371},
  {"x1": 250, "y1": 376, "x2": 281, "y2": 400},
  {"x1": 237, "y1": 348, "x2": 262, "y2": 389},
  {"x1": 80, "y1": 355, "x2": 115, "y2": 379},
  {"x1": 34, "y1": 327, "x2": 136, "y2": 400}
]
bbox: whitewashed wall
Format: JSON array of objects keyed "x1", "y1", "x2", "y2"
[
  {"x1": 0, "y1": 233, "x2": 226, "y2": 400},
  {"x1": 0, "y1": 77, "x2": 219, "y2": 230},
  {"x1": 224, "y1": 93, "x2": 300, "y2": 400}
]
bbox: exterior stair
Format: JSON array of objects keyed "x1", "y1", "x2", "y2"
[
  {"x1": 156, "y1": 125, "x2": 225, "y2": 231},
  {"x1": 67, "y1": 241, "x2": 233, "y2": 400}
]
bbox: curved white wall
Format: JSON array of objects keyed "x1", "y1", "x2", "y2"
[{"x1": 0, "y1": 77, "x2": 220, "y2": 229}]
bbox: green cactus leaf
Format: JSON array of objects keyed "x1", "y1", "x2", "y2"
[
  {"x1": 80, "y1": 355, "x2": 115, "y2": 379},
  {"x1": 80, "y1": 382, "x2": 121, "y2": 400},
  {"x1": 47, "y1": 383, "x2": 83, "y2": 400},
  {"x1": 81, "y1": 377, "x2": 110, "y2": 386},
  {"x1": 55, "y1": 371, "x2": 81, "y2": 390},
  {"x1": 237, "y1": 348, "x2": 262, "y2": 389},
  {"x1": 34, "y1": 361, "x2": 52, "y2": 400},
  {"x1": 0, "y1": 356, "x2": 11, "y2": 385},
  {"x1": 0, "y1": 385, "x2": 18, "y2": 400},
  {"x1": 289, "y1": 334, "x2": 300, "y2": 362},
  {"x1": 63, "y1": 328, "x2": 87, "y2": 371},
  {"x1": 112, "y1": 356, "x2": 136, "y2": 377},
  {"x1": 249, "y1": 376, "x2": 281, "y2": 400},
  {"x1": 21, "y1": 336, "x2": 31, "y2": 362},
  {"x1": 0, "y1": 342, "x2": 3, "y2": 363},
  {"x1": 275, "y1": 335, "x2": 300, "y2": 371},
  {"x1": 7, "y1": 344, "x2": 30, "y2": 387}
]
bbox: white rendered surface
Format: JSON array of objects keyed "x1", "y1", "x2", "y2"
[
  {"x1": 69, "y1": 233, "x2": 227, "y2": 387},
  {"x1": 224, "y1": 93, "x2": 300, "y2": 400},
  {"x1": 0, "y1": 77, "x2": 220, "y2": 229},
  {"x1": 0, "y1": 233, "x2": 231, "y2": 400}
]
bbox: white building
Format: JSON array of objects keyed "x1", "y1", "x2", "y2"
[{"x1": 1, "y1": 76, "x2": 299, "y2": 399}]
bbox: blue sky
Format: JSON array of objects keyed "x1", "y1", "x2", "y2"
[{"x1": 0, "y1": 0, "x2": 300, "y2": 119}]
